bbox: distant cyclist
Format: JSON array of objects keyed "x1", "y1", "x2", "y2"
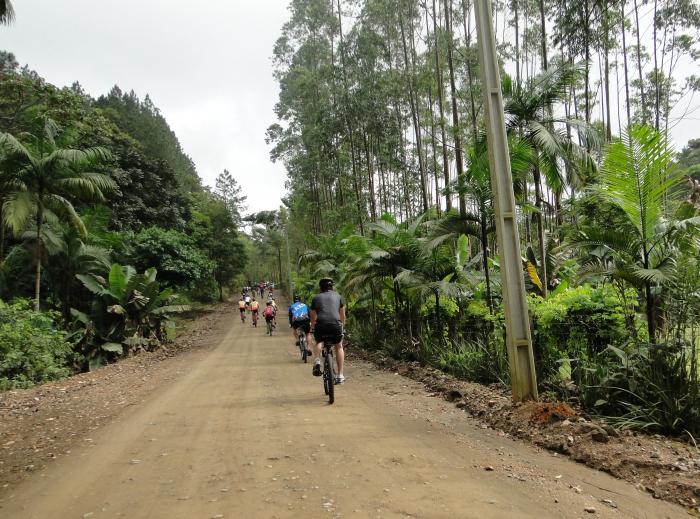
[
  {"x1": 250, "y1": 296, "x2": 260, "y2": 326},
  {"x1": 269, "y1": 297, "x2": 278, "y2": 326},
  {"x1": 289, "y1": 295, "x2": 312, "y2": 355},
  {"x1": 310, "y1": 278, "x2": 346, "y2": 384},
  {"x1": 263, "y1": 300, "x2": 276, "y2": 329},
  {"x1": 238, "y1": 297, "x2": 246, "y2": 322},
  {"x1": 244, "y1": 292, "x2": 252, "y2": 310}
]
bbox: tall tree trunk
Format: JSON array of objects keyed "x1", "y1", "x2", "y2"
[
  {"x1": 633, "y1": 0, "x2": 646, "y2": 124},
  {"x1": 538, "y1": 0, "x2": 548, "y2": 71},
  {"x1": 604, "y1": 39, "x2": 612, "y2": 141},
  {"x1": 427, "y1": 84, "x2": 442, "y2": 215},
  {"x1": 432, "y1": 0, "x2": 451, "y2": 211},
  {"x1": 336, "y1": 0, "x2": 365, "y2": 235},
  {"x1": 533, "y1": 166, "x2": 548, "y2": 297},
  {"x1": 363, "y1": 128, "x2": 378, "y2": 221},
  {"x1": 462, "y1": 0, "x2": 478, "y2": 139},
  {"x1": 399, "y1": 3, "x2": 429, "y2": 213},
  {"x1": 480, "y1": 208, "x2": 493, "y2": 313},
  {"x1": 652, "y1": 0, "x2": 660, "y2": 130},
  {"x1": 34, "y1": 205, "x2": 43, "y2": 311},
  {"x1": 513, "y1": 0, "x2": 521, "y2": 88},
  {"x1": 442, "y1": 0, "x2": 466, "y2": 217},
  {"x1": 621, "y1": 0, "x2": 632, "y2": 127},
  {"x1": 0, "y1": 202, "x2": 5, "y2": 261},
  {"x1": 584, "y1": 0, "x2": 591, "y2": 123}
]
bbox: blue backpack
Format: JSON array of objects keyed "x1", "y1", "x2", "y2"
[{"x1": 291, "y1": 302, "x2": 309, "y2": 321}]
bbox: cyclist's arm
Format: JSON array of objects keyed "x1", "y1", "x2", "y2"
[
  {"x1": 339, "y1": 306, "x2": 346, "y2": 326},
  {"x1": 310, "y1": 309, "x2": 317, "y2": 329},
  {"x1": 288, "y1": 307, "x2": 293, "y2": 326}
]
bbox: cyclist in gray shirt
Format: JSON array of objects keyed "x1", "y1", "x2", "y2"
[{"x1": 310, "y1": 278, "x2": 346, "y2": 384}]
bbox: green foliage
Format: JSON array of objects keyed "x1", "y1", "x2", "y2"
[
  {"x1": 126, "y1": 227, "x2": 214, "y2": 290},
  {"x1": 579, "y1": 343, "x2": 700, "y2": 436},
  {"x1": 0, "y1": 299, "x2": 72, "y2": 390},
  {"x1": 74, "y1": 264, "x2": 190, "y2": 369},
  {"x1": 530, "y1": 284, "x2": 636, "y2": 385},
  {"x1": 419, "y1": 296, "x2": 459, "y2": 317}
]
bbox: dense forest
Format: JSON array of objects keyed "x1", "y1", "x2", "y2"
[
  {"x1": 0, "y1": 52, "x2": 248, "y2": 385},
  {"x1": 262, "y1": 0, "x2": 700, "y2": 436}
]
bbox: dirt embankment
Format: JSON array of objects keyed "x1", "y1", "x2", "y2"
[
  {"x1": 351, "y1": 348, "x2": 700, "y2": 510},
  {"x1": 0, "y1": 303, "x2": 234, "y2": 492}
]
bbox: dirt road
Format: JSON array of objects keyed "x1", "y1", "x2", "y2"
[{"x1": 0, "y1": 310, "x2": 686, "y2": 518}]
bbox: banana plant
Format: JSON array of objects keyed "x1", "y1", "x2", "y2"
[{"x1": 72, "y1": 264, "x2": 190, "y2": 369}]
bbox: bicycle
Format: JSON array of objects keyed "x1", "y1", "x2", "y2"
[
  {"x1": 266, "y1": 318, "x2": 274, "y2": 336},
  {"x1": 321, "y1": 338, "x2": 336, "y2": 404},
  {"x1": 240, "y1": 311, "x2": 246, "y2": 323},
  {"x1": 298, "y1": 333, "x2": 308, "y2": 363},
  {"x1": 252, "y1": 312, "x2": 258, "y2": 327}
]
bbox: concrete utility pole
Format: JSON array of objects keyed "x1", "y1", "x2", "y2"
[{"x1": 474, "y1": 0, "x2": 538, "y2": 401}]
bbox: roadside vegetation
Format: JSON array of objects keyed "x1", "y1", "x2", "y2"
[
  {"x1": 261, "y1": 0, "x2": 700, "y2": 438},
  {"x1": 0, "y1": 53, "x2": 248, "y2": 386}
]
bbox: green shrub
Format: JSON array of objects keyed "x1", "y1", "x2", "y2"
[
  {"x1": 419, "y1": 296, "x2": 459, "y2": 318},
  {"x1": 126, "y1": 227, "x2": 214, "y2": 290},
  {"x1": 530, "y1": 284, "x2": 637, "y2": 386},
  {"x1": 0, "y1": 299, "x2": 73, "y2": 390}
]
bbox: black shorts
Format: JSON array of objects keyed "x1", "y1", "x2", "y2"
[
  {"x1": 313, "y1": 322, "x2": 343, "y2": 344},
  {"x1": 292, "y1": 319, "x2": 311, "y2": 334}
]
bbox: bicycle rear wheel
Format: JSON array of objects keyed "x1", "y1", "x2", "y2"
[
  {"x1": 324, "y1": 348, "x2": 335, "y2": 404},
  {"x1": 267, "y1": 320, "x2": 272, "y2": 335}
]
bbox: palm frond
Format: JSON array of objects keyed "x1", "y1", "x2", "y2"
[{"x1": 3, "y1": 190, "x2": 36, "y2": 235}]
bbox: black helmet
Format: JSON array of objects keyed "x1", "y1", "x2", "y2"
[
  {"x1": 294, "y1": 294, "x2": 301, "y2": 302},
  {"x1": 319, "y1": 278, "x2": 334, "y2": 291}
]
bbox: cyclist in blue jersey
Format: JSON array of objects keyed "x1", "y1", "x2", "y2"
[{"x1": 289, "y1": 295, "x2": 312, "y2": 355}]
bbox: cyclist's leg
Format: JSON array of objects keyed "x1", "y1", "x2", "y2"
[
  {"x1": 334, "y1": 341, "x2": 345, "y2": 376},
  {"x1": 312, "y1": 326, "x2": 323, "y2": 359},
  {"x1": 330, "y1": 323, "x2": 344, "y2": 377},
  {"x1": 303, "y1": 322, "x2": 313, "y2": 353}
]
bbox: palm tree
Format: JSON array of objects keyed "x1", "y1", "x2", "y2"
[
  {"x1": 0, "y1": 119, "x2": 114, "y2": 310},
  {"x1": 0, "y1": 0, "x2": 15, "y2": 25},
  {"x1": 568, "y1": 125, "x2": 699, "y2": 341},
  {"x1": 505, "y1": 61, "x2": 598, "y2": 295},
  {"x1": 427, "y1": 137, "x2": 534, "y2": 312},
  {"x1": 46, "y1": 223, "x2": 111, "y2": 323}
]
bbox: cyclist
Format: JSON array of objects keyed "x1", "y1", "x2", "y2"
[
  {"x1": 263, "y1": 300, "x2": 276, "y2": 330},
  {"x1": 238, "y1": 297, "x2": 246, "y2": 322},
  {"x1": 244, "y1": 292, "x2": 252, "y2": 311},
  {"x1": 269, "y1": 297, "x2": 279, "y2": 326},
  {"x1": 310, "y1": 278, "x2": 346, "y2": 384},
  {"x1": 250, "y1": 296, "x2": 260, "y2": 326},
  {"x1": 289, "y1": 295, "x2": 312, "y2": 355}
]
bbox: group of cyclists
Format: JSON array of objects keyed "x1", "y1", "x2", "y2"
[
  {"x1": 237, "y1": 278, "x2": 346, "y2": 385},
  {"x1": 238, "y1": 282, "x2": 277, "y2": 328}
]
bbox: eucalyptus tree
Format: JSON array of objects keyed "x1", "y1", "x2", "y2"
[{"x1": 0, "y1": 119, "x2": 114, "y2": 310}]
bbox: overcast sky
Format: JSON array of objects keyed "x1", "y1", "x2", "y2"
[{"x1": 2, "y1": 0, "x2": 290, "y2": 214}]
